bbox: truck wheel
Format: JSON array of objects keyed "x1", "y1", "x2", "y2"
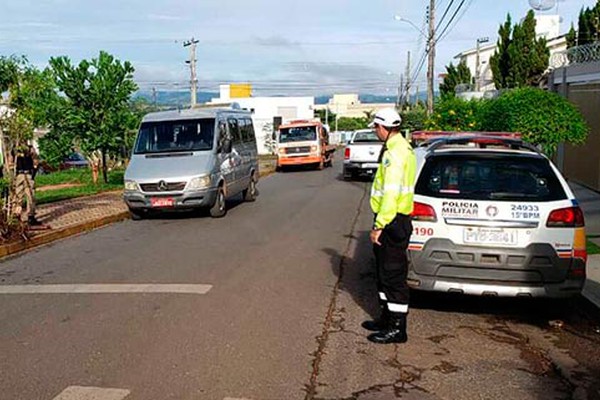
[
  {"x1": 342, "y1": 169, "x2": 353, "y2": 181},
  {"x1": 209, "y1": 186, "x2": 227, "y2": 218},
  {"x1": 243, "y1": 175, "x2": 258, "y2": 202}
]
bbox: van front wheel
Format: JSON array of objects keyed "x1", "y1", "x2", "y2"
[
  {"x1": 209, "y1": 187, "x2": 227, "y2": 218},
  {"x1": 243, "y1": 176, "x2": 258, "y2": 202}
]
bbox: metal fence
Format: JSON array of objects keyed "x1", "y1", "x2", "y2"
[{"x1": 551, "y1": 42, "x2": 600, "y2": 69}]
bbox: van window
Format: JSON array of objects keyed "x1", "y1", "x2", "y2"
[
  {"x1": 241, "y1": 118, "x2": 255, "y2": 142},
  {"x1": 228, "y1": 118, "x2": 242, "y2": 144},
  {"x1": 415, "y1": 153, "x2": 567, "y2": 202},
  {"x1": 134, "y1": 119, "x2": 215, "y2": 154}
]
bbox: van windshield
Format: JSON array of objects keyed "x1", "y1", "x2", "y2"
[
  {"x1": 134, "y1": 118, "x2": 215, "y2": 154},
  {"x1": 279, "y1": 126, "x2": 317, "y2": 143}
]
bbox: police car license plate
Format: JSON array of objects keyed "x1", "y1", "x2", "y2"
[
  {"x1": 151, "y1": 197, "x2": 175, "y2": 208},
  {"x1": 463, "y1": 227, "x2": 517, "y2": 245}
]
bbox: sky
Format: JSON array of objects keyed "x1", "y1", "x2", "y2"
[{"x1": 0, "y1": 0, "x2": 597, "y2": 97}]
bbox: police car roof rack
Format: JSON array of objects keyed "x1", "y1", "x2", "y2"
[{"x1": 425, "y1": 135, "x2": 542, "y2": 154}]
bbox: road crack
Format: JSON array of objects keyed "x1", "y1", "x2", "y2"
[{"x1": 304, "y1": 184, "x2": 369, "y2": 400}]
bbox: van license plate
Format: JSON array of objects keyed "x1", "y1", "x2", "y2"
[
  {"x1": 151, "y1": 197, "x2": 175, "y2": 208},
  {"x1": 463, "y1": 227, "x2": 517, "y2": 245}
]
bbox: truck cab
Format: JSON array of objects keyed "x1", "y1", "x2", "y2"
[{"x1": 275, "y1": 120, "x2": 335, "y2": 170}]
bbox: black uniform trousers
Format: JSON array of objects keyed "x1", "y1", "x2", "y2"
[{"x1": 373, "y1": 213, "x2": 412, "y2": 316}]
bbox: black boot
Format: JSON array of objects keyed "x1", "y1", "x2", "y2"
[
  {"x1": 367, "y1": 314, "x2": 407, "y2": 344},
  {"x1": 361, "y1": 308, "x2": 389, "y2": 331}
]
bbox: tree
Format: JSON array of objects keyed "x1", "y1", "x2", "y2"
[
  {"x1": 0, "y1": 57, "x2": 58, "y2": 235},
  {"x1": 490, "y1": 14, "x2": 512, "y2": 89},
  {"x1": 336, "y1": 117, "x2": 368, "y2": 132},
  {"x1": 567, "y1": 2, "x2": 600, "y2": 48},
  {"x1": 578, "y1": 2, "x2": 600, "y2": 46},
  {"x1": 439, "y1": 60, "x2": 472, "y2": 97},
  {"x1": 480, "y1": 87, "x2": 589, "y2": 156},
  {"x1": 49, "y1": 51, "x2": 138, "y2": 183},
  {"x1": 566, "y1": 24, "x2": 577, "y2": 49},
  {"x1": 315, "y1": 108, "x2": 336, "y2": 127},
  {"x1": 490, "y1": 11, "x2": 549, "y2": 89}
]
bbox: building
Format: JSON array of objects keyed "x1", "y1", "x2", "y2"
[
  {"x1": 209, "y1": 84, "x2": 315, "y2": 154},
  {"x1": 314, "y1": 94, "x2": 395, "y2": 120},
  {"x1": 453, "y1": 14, "x2": 568, "y2": 96}
]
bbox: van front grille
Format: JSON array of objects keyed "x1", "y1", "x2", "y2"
[
  {"x1": 286, "y1": 146, "x2": 311, "y2": 154},
  {"x1": 140, "y1": 182, "x2": 186, "y2": 192}
]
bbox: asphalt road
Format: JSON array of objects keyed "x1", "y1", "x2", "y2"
[{"x1": 1, "y1": 163, "x2": 600, "y2": 400}]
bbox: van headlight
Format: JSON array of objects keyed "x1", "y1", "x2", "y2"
[
  {"x1": 187, "y1": 175, "x2": 212, "y2": 190},
  {"x1": 124, "y1": 180, "x2": 140, "y2": 191}
]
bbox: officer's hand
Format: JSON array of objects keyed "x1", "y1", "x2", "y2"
[{"x1": 370, "y1": 229, "x2": 382, "y2": 246}]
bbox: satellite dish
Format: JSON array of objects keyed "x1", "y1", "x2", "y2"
[{"x1": 528, "y1": 0, "x2": 556, "y2": 11}]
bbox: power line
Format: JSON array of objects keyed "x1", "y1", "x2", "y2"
[
  {"x1": 436, "y1": 0, "x2": 474, "y2": 44},
  {"x1": 435, "y1": 0, "x2": 455, "y2": 33}
]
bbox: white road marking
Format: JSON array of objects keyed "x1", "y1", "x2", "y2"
[
  {"x1": 52, "y1": 386, "x2": 130, "y2": 400},
  {"x1": 0, "y1": 284, "x2": 213, "y2": 295}
]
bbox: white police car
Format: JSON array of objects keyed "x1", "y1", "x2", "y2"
[{"x1": 408, "y1": 133, "x2": 587, "y2": 298}]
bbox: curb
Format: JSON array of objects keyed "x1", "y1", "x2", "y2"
[
  {"x1": 583, "y1": 254, "x2": 600, "y2": 309},
  {"x1": 0, "y1": 211, "x2": 130, "y2": 259}
]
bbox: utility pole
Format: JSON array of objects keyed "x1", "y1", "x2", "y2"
[
  {"x1": 426, "y1": 0, "x2": 436, "y2": 116},
  {"x1": 397, "y1": 73, "x2": 404, "y2": 107},
  {"x1": 183, "y1": 37, "x2": 199, "y2": 107},
  {"x1": 475, "y1": 37, "x2": 489, "y2": 92},
  {"x1": 151, "y1": 87, "x2": 157, "y2": 109},
  {"x1": 404, "y1": 51, "x2": 411, "y2": 109}
]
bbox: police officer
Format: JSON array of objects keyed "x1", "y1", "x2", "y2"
[
  {"x1": 363, "y1": 108, "x2": 416, "y2": 344},
  {"x1": 12, "y1": 144, "x2": 41, "y2": 225}
]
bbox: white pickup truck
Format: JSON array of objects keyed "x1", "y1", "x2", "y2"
[{"x1": 342, "y1": 129, "x2": 383, "y2": 180}]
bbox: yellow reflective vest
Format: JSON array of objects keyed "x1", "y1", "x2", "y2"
[{"x1": 370, "y1": 133, "x2": 416, "y2": 229}]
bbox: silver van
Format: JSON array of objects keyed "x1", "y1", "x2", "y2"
[{"x1": 124, "y1": 105, "x2": 259, "y2": 219}]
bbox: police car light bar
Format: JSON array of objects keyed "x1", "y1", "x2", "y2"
[{"x1": 411, "y1": 131, "x2": 521, "y2": 144}]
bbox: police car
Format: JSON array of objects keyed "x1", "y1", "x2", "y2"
[{"x1": 408, "y1": 132, "x2": 587, "y2": 298}]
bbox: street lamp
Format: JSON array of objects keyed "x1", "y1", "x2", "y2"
[
  {"x1": 394, "y1": 13, "x2": 435, "y2": 115},
  {"x1": 394, "y1": 16, "x2": 427, "y2": 39}
]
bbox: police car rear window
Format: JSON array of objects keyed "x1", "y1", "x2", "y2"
[{"x1": 415, "y1": 153, "x2": 567, "y2": 202}]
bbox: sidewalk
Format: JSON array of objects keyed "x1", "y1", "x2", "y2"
[
  {"x1": 569, "y1": 181, "x2": 600, "y2": 309},
  {"x1": 0, "y1": 191, "x2": 129, "y2": 258}
]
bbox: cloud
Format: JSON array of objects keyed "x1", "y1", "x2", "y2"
[
  {"x1": 147, "y1": 14, "x2": 189, "y2": 21},
  {"x1": 253, "y1": 36, "x2": 301, "y2": 48}
]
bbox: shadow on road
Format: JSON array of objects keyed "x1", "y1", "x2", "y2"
[
  {"x1": 323, "y1": 230, "x2": 380, "y2": 321},
  {"x1": 137, "y1": 197, "x2": 247, "y2": 220}
]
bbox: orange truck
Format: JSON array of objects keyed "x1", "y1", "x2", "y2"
[{"x1": 275, "y1": 120, "x2": 336, "y2": 170}]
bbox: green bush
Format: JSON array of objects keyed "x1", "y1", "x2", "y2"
[
  {"x1": 336, "y1": 117, "x2": 368, "y2": 131},
  {"x1": 426, "y1": 97, "x2": 484, "y2": 131},
  {"x1": 480, "y1": 87, "x2": 589, "y2": 156},
  {"x1": 400, "y1": 106, "x2": 427, "y2": 132}
]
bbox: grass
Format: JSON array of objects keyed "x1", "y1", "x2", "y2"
[
  {"x1": 36, "y1": 168, "x2": 124, "y2": 205},
  {"x1": 588, "y1": 236, "x2": 600, "y2": 255}
]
